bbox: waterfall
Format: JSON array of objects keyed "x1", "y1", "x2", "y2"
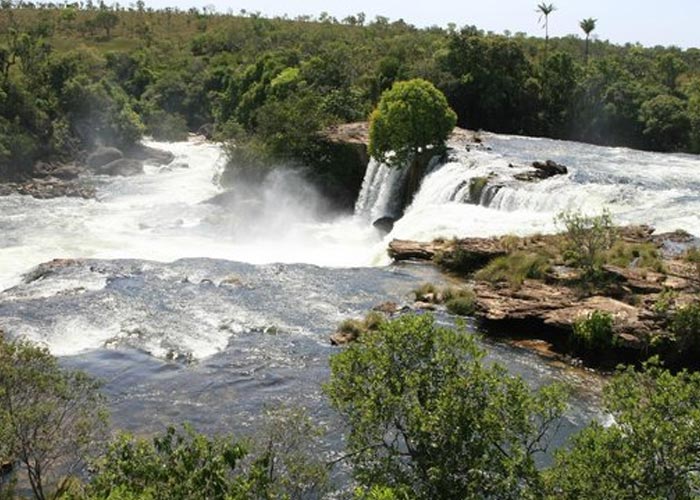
[{"x1": 354, "y1": 158, "x2": 409, "y2": 222}]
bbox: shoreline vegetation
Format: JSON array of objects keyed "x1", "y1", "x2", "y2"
[
  {"x1": 3, "y1": 2, "x2": 700, "y2": 204},
  {"x1": 332, "y1": 217, "x2": 700, "y2": 371}
]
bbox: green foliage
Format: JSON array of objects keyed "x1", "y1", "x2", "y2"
[
  {"x1": 144, "y1": 109, "x2": 188, "y2": 142},
  {"x1": 368, "y1": 79, "x2": 456, "y2": 166},
  {"x1": 444, "y1": 293, "x2": 476, "y2": 316},
  {"x1": 475, "y1": 251, "x2": 551, "y2": 288},
  {"x1": 571, "y1": 311, "x2": 616, "y2": 352},
  {"x1": 325, "y1": 314, "x2": 567, "y2": 499},
  {"x1": 639, "y1": 94, "x2": 690, "y2": 151},
  {"x1": 670, "y1": 303, "x2": 700, "y2": 355},
  {"x1": 89, "y1": 409, "x2": 329, "y2": 500},
  {"x1": 605, "y1": 241, "x2": 664, "y2": 272},
  {"x1": 0, "y1": 335, "x2": 108, "y2": 500},
  {"x1": 548, "y1": 359, "x2": 700, "y2": 498},
  {"x1": 88, "y1": 425, "x2": 251, "y2": 500},
  {"x1": 685, "y1": 246, "x2": 700, "y2": 278},
  {"x1": 557, "y1": 210, "x2": 617, "y2": 278}
]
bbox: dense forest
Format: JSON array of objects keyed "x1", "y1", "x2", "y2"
[{"x1": 1, "y1": 3, "x2": 700, "y2": 186}]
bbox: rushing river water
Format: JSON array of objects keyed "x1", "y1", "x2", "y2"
[{"x1": 1, "y1": 133, "x2": 699, "y2": 474}]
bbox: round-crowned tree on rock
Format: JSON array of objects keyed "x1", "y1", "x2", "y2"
[{"x1": 368, "y1": 79, "x2": 457, "y2": 166}]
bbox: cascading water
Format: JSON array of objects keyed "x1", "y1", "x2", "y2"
[
  {"x1": 388, "y1": 134, "x2": 700, "y2": 242},
  {"x1": 1, "y1": 132, "x2": 696, "y2": 465},
  {"x1": 353, "y1": 158, "x2": 409, "y2": 222}
]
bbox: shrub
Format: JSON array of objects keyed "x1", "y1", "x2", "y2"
[
  {"x1": 606, "y1": 241, "x2": 664, "y2": 272},
  {"x1": 368, "y1": 79, "x2": 456, "y2": 166},
  {"x1": 145, "y1": 109, "x2": 189, "y2": 142},
  {"x1": 547, "y1": 359, "x2": 700, "y2": 498},
  {"x1": 557, "y1": 210, "x2": 617, "y2": 278},
  {"x1": 671, "y1": 302, "x2": 700, "y2": 354},
  {"x1": 443, "y1": 287, "x2": 477, "y2": 316},
  {"x1": 413, "y1": 282, "x2": 438, "y2": 301},
  {"x1": 572, "y1": 311, "x2": 616, "y2": 352},
  {"x1": 685, "y1": 247, "x2": 700, "y2": 279},
  {"x1": 325, "y1": 314, "x2": 567, "y2": 499},
  {"x1": 475, "y1": 251, "x2": 551, "y2": 288}
]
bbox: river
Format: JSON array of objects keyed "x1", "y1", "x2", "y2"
[{"x1": 1, "y1": 132, "x2": 698, "y2": 467}]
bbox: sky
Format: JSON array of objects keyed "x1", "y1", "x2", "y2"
[{"x1": 140, "y1": 0, "x2": 700, "y2": 48}]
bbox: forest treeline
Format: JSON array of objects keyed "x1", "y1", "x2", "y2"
[{"x1": 2, "y1": 2, "x2": 700, "y2": 184}]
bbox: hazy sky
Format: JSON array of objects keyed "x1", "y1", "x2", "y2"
[{"x1": 139, "y1": 0, "x2": 699, "y2": 48}]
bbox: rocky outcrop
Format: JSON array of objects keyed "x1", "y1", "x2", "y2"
[
  {"x1": 124, "y1": 144, "x2": 175, "y2": 165},
  {"x1": 95, "y1": 158, "x2": 143, "y2": 177},
  {"x1": 513, "y1": 160, "x2": 568, "y2": 182},
  {"x1": 388, "y1": 228, "x2": 700, "y2": 359},
  {"x1": 0, "y1": 179, "x2": 95, "y2": 199},
  {"x1": 86, "y1": 146, "x2": 124, "y2": 168},
  {"x1": 388, "y1": 238, "x2": 505, "y2": 269}
]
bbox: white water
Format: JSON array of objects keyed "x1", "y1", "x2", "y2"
[
  {"x1": 0, "y1": 139, "x2": 386, "y2": 291},
  {"x1": 2, "y1": 133, "x2": 700, "y2": 294}
]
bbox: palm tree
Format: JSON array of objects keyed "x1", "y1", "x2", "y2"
[
  {"x1": 580, "y1": 18, "x2": 597, "y2": 64},
  {"x1": 536, "y1": 3, "x2": 557, "y2": 62}
]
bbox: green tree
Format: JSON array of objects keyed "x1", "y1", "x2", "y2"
[
  {"x1": 639, "y1": 94, "x2": 690, "y2": 151},
  {"x1": 324, "y1": 314, "x2": 567, "y2": 499},
  {"x1": 0, "y1": 335, "x2": 108, "y2": 500},
  {"x1": 579, "y1": 18, "x2": 597, "y2": 64},
  {"x1": 537, "y1": 3, "x2": 557, "y2": 63},
  {"x1": 368, "y1": 79, "x2": 456, "y2": 166},
  {"x1": 556, "y1": 210, "x2": 616, "y2": 278},
  {"x1": 548, "y1": 359, "x2": 700, "y2": 499},
  {"x1": 93, "y1": 9, "x2": 118, "y2": 38}
]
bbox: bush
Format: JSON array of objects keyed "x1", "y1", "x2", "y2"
[
  {"x1": 368, "y1": 79, "x2": 456, "y2": 166},
  {"x1": 572, "y1": 310, "x2": 616, "y2": 352},
  {"x1": 685, "y1": 247, "x2": 700, "y2": 279},
  {"x1": 443, "y1": 287, "x2": 477, "y2": 316},
  {"x1": 325, "y1": 314, "x2": 567, "y2": 498},
  {"x1": 475, "y1": 251, "x2": 551, "y2": 288},
  {"x1": 547, "y1": 359, "x2": 700, "y2": 498},
  {"x1": 606, "y1": 241, "x2": 664, "y2": 272},
  {"x1": 557, "y1": 210, "x2": 617, "y2": 278},
  {"x1": 145, "y1": 109, "x2": 189, "y2": 142},
  {"x1": 413, "y1": 282, "x2": 438, "y2": 301},
  {"x1": 671, "y1": 302, "x2": 700, "y2": 354}
]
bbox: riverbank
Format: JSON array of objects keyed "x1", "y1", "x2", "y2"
[{"x1": 334, "y1": 224, "x2": 700, "y2": 370}]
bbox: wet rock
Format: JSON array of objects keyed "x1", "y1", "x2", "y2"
[
  {"x1": 389, "y1": 238, "x2": 505, "y2": 272},
  {"x1": 372, "y1": 301, "x2": 400, "y2": 314},
  {"x1": 514, "y1": 160, "x2": 568, "y2": 182},
  {"x1": 87, "y1": 146, "x2": 124, "y2": 168},
  {"x1": 23, "y1": 258, "x2": 82, "y2": 283},
  {"x1": 0, "y1": 179, "x2": 95, "y2": 199},
  {"x1": 125, "y1": 144, "x2": 175, "y2": 165},
  {"x1": 197, "y1": 123, "x2": 214, "y2": 140},
  {"x1": 96, "y1": 158, "x2": 144, "y2": 177},
  {"x1": 373, "y1": 216, "x2": 395, "y2": 234},
  {"x1": 50, "y1": 165, "x2": 82, "y2": 180}
]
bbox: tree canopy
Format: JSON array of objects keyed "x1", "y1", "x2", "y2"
[{"x1": 368, "y1": 79, "x2": 456, "y2": 166}]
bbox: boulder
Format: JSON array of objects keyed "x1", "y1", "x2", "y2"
[
  {"x1": 125, "y1": 144, "x2": 175, "y2": 165},
  {"x1": 514, "y1": 160, "x2": 568, "y2": 182},
  {"x1": 86, "y1": 147, "x2": 123, "y2": 168},
  {"x1": 50, "y1": 165, "x2": 81, "y2": 180},
  {"x1": 373, "y1": 216, "x2": 395, "y2": 234},
  {"x1": 96, "y1": 158, "x2": 143, "y2": 176},
  {"x1": 197, "y1": 123, "x2": 214, "y2": 140}
]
